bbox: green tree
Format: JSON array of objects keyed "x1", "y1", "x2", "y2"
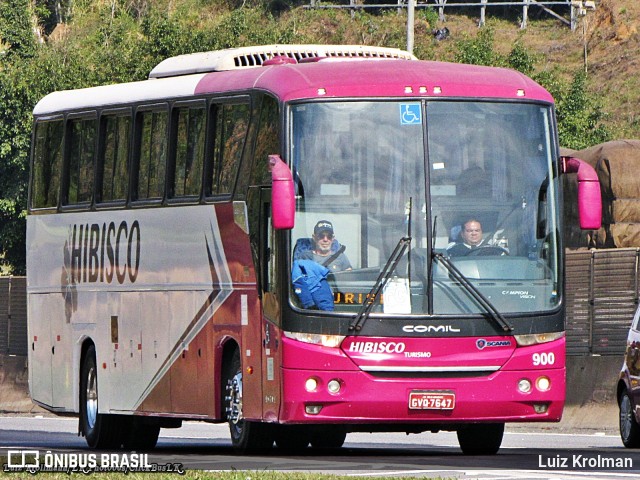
[
  {"x1": 0, "y1": 66, "x2": 32, "y2": 274},
  {"x1": 552, "y1": 71, "x2": 611, "y2": 150},
  {"x1": 0, "y1": 0, "x2": 37, "y2": 58},
  {"x1": 0, "y1": 1, "x2": 41, "y2": 273},
  {"x1": 454, "y1": 27, "x2": 501, "y2": 67},
  {"x1": 507, "y1": 41, "x2": 536, "y2": 77}
]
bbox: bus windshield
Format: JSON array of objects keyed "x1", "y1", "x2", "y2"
[{"x1": 290, "y1": 100, "x2": 559, "y2": 316}]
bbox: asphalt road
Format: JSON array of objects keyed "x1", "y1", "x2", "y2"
[{"x1": 1, "y1": 416, "x2": 639, "y2": 479}]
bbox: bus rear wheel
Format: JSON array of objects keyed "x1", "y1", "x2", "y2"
[
  {"x1": 79, "y1": 345, "x2": 125, "y2": 449},
  {"x1": 123, "y1": 418, "x2": 160, "y2": 450},
  {"x1": 457, "y1": 423, "x2": 504, "y2": 455},
  {"x1": 223, "y1": 348, "x2": 273, "y2": 452}
]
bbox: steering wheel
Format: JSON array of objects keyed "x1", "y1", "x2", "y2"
[{"x1": 466, "y1": 246, "x2": 509, "y2": 257}]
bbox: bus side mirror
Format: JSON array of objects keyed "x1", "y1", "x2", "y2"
[
  {"x1": 561, "y1": 156, "x2": 602, "y2": 230},
  {"x1": 269, "y1": 154, "x2": 295, "y2": 230}
]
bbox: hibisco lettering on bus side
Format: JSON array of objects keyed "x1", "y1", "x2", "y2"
[
  {"x1": 348, "y1": 341, "x2": 406, "y2": 354},
  {"x1": 63, "y1": 221, "x2": 141, "y2": 285}
]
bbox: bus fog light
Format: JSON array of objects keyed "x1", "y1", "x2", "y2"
[
  {"x1": 536, "y1": 376, "x2": 551, "y2": 392},
  {"x1": 517, "y1": 378, "x2": 532, "y2": 393},
  {"x1": 533, "y1": 403, "x2": 549, "y2": 414},
  {"x1": 305, "y1": 378, "x2": 318, "y2": 392},
  {"x1": 327, "y1": 379, "x2": 341, "y2": 394},
  {"x1": 305, "y1": 405, "x2": 322, "y2": 415}
]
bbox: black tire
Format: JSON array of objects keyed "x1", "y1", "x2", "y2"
[
  {"x1": 123, "y1": 418, "x2": 160, "y2": 450},
  {"x1": 79, "y1": 344, "x2": 125, "y2": 449},
  {"x1": 309, "y1": 426, "x2": 347, "y2": 449},
  {"x1": 457, "y1": 423, "x2": 504, "y2": 455},
  {"x1": 224, "y1": 348, "x2": 273, "y2": 453},
  {"x1": 274, "y1": 425, "x2": 310, "y2": 451},
  {"x1": 619, "y1": 389, "x2": 640, "y2": 448}
]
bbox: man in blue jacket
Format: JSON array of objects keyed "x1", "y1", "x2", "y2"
[
  {"x1": 295, "y1": 220, "x2": 352, "y2": 272},
  {"x1": 292, "y1": 220, "x2": 351, "y2": 310}
]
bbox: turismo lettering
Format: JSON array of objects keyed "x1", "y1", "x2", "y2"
[{"x1": 66, "y1": 221, "x2": 141, "y2": 284}]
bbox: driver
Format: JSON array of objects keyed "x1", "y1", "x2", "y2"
[
  {"x1": 446, "y1": 219, "x2": 486, "y2": 257},
  {"x1": 300, "y1": 220, "x2": 352, "y2": 272}
]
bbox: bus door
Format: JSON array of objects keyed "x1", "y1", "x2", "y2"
[
  {"x1": 28, "y1": 294, "x2": 54, "y2": 407},
  {"x1": 257, "y1": 187, "x2": 282, "y2": 422}
]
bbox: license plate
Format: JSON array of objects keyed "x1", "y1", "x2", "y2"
[{"x1": 409, "y1": 391, "x2": 455, "y2": 410}]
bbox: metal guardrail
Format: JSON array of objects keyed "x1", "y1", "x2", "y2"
[
  {"x1": 307, "y1": 1, "x2": 586, "y2": 30},
  {"x1": 0, "y1": 276, "x2": 27, "y2": 356}
]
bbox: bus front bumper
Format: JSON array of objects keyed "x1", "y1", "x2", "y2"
[{"x1": 279, "y1": 366, "x2": 565, "y2": 425}]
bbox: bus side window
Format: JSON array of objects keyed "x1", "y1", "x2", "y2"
[
  {"x1": 98, "y1": 111, "x2": 131, "y2": 203},
  {"x1": 134, "y1": 107, "x2": 168, "y2": 201},
  {"x1": 66, "y1": 115, "x2": 97, "y2": 205},
  {"x1": 251, "y1": 95, "x2": 280, "y2": 187},
  {"x1": 172, "y1": 102, "x2": 205, "y2": 198},
  {"x1": 31, "y1": 119, "x2": 64, "y2": 209},
  {"x1": 210, "y1": 102, "x2": 249, "y2": 196}
]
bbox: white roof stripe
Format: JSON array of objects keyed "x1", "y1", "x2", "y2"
[{"x1": 32, "y1": 74, "x2": 205, "y2": 116}]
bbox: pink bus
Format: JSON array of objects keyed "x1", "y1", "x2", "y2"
[{"x1": 27, "y1": 45, "x2": 601, "y2": 454}]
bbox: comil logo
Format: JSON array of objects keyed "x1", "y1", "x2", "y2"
[{"x1": 402, "y1": 325, "x2": 461, "y2": 333}]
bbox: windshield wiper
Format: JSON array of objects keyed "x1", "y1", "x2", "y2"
[
  {"x1": 349, "y1": 236, "x2": 411, "y2": 332},
  {"x1": 432, "y1": 252, "x2": 514, "y2": 333}
]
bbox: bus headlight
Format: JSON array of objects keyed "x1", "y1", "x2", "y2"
[
  {"x1": 518, "y1": 378, "x2": 532, "y2": 394},
  {"x1": 327, "y1": 379, "x2": 342, "y2": 394},
  {"x1": 305, "y1": 377, "x2": 318, "y2": 392},
  {"x1": 514, "y1": 331, "x2": 564, "y2": 347},
  {"x1": 284, "y1": 331, "x2": 345, "y2": 348},
  {"x1": 536, "y1": 376, "x2": 551, "y2": 392}
]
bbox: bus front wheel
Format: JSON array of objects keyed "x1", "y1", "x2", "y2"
[
  {"x1": 457, "y1": 423, "x2": 504, "y2": 455},
  {"x1": 79, "y1": 345, "x2": 125, "y2": 449},
  {"x1": 223, "y1": 348, "x2": 273, "y2": 452}
]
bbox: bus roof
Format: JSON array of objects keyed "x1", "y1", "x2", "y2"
[
  {"x1": 194, "y1": 58, "x2": 553, "y2": 103},
  {"x1": 149, "y1": 44, "x2": 417, "y2": 77},
  {"x1": 33, "y1": 48, "x2": 553, "y2": 116}
]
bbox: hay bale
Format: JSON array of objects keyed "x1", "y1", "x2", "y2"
[{"x1": 565, "y1": 140, "x2": 640, "y2": 248}]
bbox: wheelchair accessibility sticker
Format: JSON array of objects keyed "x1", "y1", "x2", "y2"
[{"x1": 400, "y1": 103, "x2": 422, "y2": 125}]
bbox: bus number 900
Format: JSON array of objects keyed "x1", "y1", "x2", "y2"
[{"x1": 532, "y1": 352, "x2": 555, "y2": 366}]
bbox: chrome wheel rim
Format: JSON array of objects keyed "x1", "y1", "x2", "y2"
[
  {"x1": 620, "y1": 394, "x2": 633, "y2": 441},
  {"x1": 226, "y1": 372, "x2": 243, "y2": 426},
  {"x1": 86, "y1": 366, "x2": 98, "y2": 429}
]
